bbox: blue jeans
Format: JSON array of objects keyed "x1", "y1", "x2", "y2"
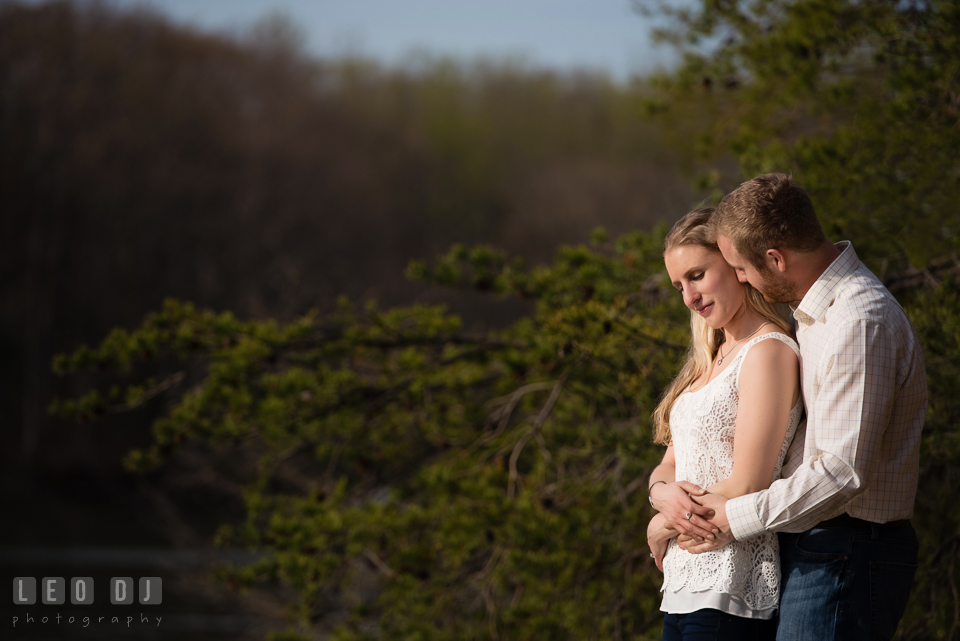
[
  {"x1": 662, "y1": 609, "x2": 777, "y2": 641},
  {"x1": 777, "y1": 523, "x2": 918, "y2": 641}
]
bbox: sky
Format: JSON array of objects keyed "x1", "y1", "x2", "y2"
[{"x1": 97, "y1": 0, "x2": 677, "y2": 81}]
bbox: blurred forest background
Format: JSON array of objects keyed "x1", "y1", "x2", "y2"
[
  {"x1": 2, "y1": 1, "x2": 696, "y2": 638},
  {"x1": 5, "y1": 0, "x2": 960, "y2": 639}
]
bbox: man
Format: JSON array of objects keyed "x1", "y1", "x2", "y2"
[{"x1": 685, "y1": 173, "x2": 927, "y2": 640}]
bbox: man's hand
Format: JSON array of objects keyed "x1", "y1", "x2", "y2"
[
  {"x1": 696, "y1": 493, "x2": 730, "y2": 529},
  {"x1": 677, "y1": 530, "x2": 735, "y2": 553},
  {"x1": 678, "y1": 493, "x2": 734, "y2": 553},
  {"x1": 649, "y1": 481, "x2": 718, "y2": 540}
]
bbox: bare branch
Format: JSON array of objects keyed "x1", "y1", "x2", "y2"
[
  {"x1": 508, "y1": 374, "x2": 568, "y2": 497},
  {"x1": 363, "y1": 548, "x2": 396, "y2": 578},
  {"x1": 623, "y1": 473, "x2": 650, "y2": 499},
  {"x1": 884, "y1": 252, "x2": 960, "y2": 293},
  {"x1": 485, "y1": 381, "x2": 556, "y2": 439},
  {"x1": 108, "y1": 370, "x2": 186, "y2": 412}
]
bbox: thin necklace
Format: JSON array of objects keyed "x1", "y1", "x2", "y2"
[{"x1": 717, "y1": 322, "x2": 770, "y2": 365}]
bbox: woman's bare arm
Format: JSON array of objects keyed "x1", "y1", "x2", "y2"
[{"x1": 706, "y1": 337, "x2": 800, "y2": 500}]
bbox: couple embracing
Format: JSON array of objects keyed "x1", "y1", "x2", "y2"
[{"x1": 646, "y1": 174, "x2": 927, "y2": 641}]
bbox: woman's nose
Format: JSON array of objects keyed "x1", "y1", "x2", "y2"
[{"x1": 683, "y1": 287, "x2": 699, "y2": 309}]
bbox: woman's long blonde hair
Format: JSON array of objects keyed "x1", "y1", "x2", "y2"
[{"x1": 651, "y1": 208, "x2": 793, "y2": 445}]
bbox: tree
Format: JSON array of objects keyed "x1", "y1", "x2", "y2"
[
  {"x1": 638, "y1": 0, "x2": 960, "y2": 268},
  {"x1": 54, "y1": 232, "x2": 691, "y2": 640}
]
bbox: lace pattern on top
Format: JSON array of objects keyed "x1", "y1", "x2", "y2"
[{"x1": 661, "y1": 332, "x2": 802, "y2": 612}]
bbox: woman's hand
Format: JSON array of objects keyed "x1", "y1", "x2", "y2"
[
  {"x1": 647, "y1": 513, "x2": 675, "y2": 572},
  {"x1": 677, "y1": 493, "x2": 734, "y2": 553},
  {"x1": 649, "y1": 480, "x2": 718, "y2": 541}
]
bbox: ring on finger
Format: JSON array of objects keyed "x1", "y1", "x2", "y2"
[{"x1": 684, "y1": 512, "x2": 692, "y2": 520}]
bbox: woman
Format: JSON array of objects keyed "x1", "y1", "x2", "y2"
[{"x1": 645, "y1": 208, "x2": 802, "y2": 640}]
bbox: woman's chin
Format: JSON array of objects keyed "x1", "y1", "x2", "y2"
[{"x1": 701, "y1": 313, "x2": 722, "y2": 329}]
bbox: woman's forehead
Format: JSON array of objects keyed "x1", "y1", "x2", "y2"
[{"x1": 665, "y1": 244, "x2": 719, "y2": 269}]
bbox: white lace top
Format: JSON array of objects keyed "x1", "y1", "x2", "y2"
[{"x1": 660, "y1": 332, "x2": 803, "y2": 619}]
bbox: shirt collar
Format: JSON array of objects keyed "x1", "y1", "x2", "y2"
[{"x1": 793, "y1": 241, "x2": 858, "y2": 325}]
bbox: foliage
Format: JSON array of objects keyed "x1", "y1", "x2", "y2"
[
  {"x1": 638, "y1": 0, "x2": 960, "y2": 269},
  {"x1": 54, "y1": 231, "x2": 693, "y2": 640},
  {"x1": 54, "y1": 242, "x2": 960, "y2": 641},
  {"x1": 901, "y1": 281, "x2": 960, "y2": 641}
]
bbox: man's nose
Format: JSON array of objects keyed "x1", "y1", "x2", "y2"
[{"x1": 737, "y1": 272, "x2": 748, "y2": 284}]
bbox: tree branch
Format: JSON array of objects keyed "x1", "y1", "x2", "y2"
[
  {"x1": 508, "y1": 373, "x2": 568, "y2": 497},
  {"x1": 108, "y1": 370, "x2": 186, "y2": 412}
]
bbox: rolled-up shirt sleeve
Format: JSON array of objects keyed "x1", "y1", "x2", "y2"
[{"x1": 728, "y1": 319, "x2": 898, "y2": 540}]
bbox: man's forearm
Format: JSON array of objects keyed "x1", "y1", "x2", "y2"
[{"x1": 727, "y1": 450, "x2": 864, "y2": 540}]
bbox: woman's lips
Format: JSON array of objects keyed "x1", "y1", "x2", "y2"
[{"x1": 696, "y1": 303, "x2": 713, "y2": 316}]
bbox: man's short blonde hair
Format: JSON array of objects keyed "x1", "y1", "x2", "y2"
[{"x1": 714, "y1": 173, "x2": 827, "y2": 269}]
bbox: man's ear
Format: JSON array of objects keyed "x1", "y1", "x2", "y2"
[{"x1": 765, "y1": 248, "x2": 788, "y2": 273}]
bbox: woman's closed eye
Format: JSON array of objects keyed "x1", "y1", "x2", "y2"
[{"x1": 675, "y1": 272, "x2": 704, "y2": 293}]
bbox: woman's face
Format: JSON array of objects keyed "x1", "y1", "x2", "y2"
[{"x1": 664, "y1": 244, "x2": 746, "y2": 330}]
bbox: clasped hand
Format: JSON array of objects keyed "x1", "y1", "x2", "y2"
[
  {"x1": 649, "y1": 480, "x2": 719, "y2": 541},
  {"x1": 676, "y1": 492, "x2": 734, "y2": 553}
]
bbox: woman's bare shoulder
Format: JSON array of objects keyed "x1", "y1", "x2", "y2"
[
  {"x1": 741, "y1": 332, "x2": 800, "y2": 373},
  {"x1": 738, "y1": 331, "x2": 801, "y2": 403}
]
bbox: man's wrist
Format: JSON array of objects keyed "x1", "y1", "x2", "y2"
[{"x1": 726, "y1": 494, "x2": 764, "y2": 540}]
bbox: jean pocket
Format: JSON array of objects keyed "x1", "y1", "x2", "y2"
[
  {"x1": 792, "y1": 527, "x2": 853, "y2": 561},
  {"x1": 870, "y1": 560, "x2": 917, "y2": 641}
]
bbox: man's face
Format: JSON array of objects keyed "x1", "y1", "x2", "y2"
[{"x1": 717, "y1": 234, "x2": 798, "y2": 303}]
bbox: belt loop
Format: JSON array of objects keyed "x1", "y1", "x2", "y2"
[{"x1": 870, "y1": 522, "x2": 880, "y2": 540}]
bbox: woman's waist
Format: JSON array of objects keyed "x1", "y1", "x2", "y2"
[
  {"x1": 671, "y1": 473, "x2": 727, "y2": 487},
  {"x1": 664, "y1": 531, "x2": 780, "y2": 565}
]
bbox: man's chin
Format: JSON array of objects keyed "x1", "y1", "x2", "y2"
[
  {"x1": 761, "y1": 290, "x2": 799, "y2": 305},
  {"x1": 753, "y1": 275, "x2": 797, "y2": 304}
]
